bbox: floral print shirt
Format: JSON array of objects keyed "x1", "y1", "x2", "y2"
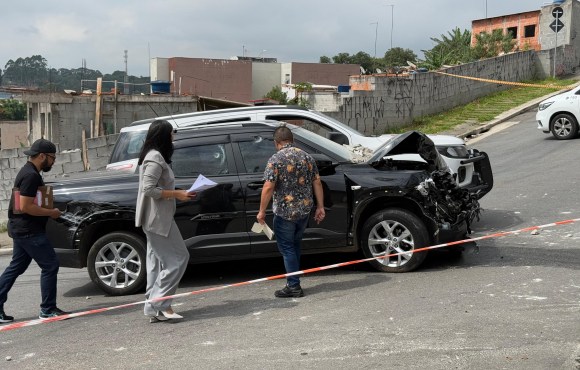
[{"x1": 263, "y1": 143, "x2": 320, "y2": 221}]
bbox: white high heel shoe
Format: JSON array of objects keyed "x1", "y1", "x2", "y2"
[{"x1": 159, "y1": 310, "x2": 183, "y2": 319}]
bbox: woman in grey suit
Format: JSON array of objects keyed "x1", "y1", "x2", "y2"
[{"x1": 135, "y1": 120, "x2": 195, "y2": 323}]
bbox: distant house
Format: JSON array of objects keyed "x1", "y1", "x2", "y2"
[{"x1": 471, "y1": 10, "x2": 542, "y2": 51}]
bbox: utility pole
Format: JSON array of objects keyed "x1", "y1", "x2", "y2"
[
  {"x1": 370, "y1": 22, "x2": 378, "y2": 59},
  {"x1": 386, "y1": 4, "x2": 394, "y2": 50},
  {"x1": 124, "y1": 50, "x2": 129, "y2": 94}
]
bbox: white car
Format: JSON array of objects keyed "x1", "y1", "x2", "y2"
[
  {"x1": 536, "y1": 85, "x2": 580, "y2": 140},
  {"x1": 107, "y1": 106, "x2": 491, "y2": 193}
]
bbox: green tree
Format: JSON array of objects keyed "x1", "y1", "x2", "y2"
[
  {"x1": 383, "y1": 47, "x2": 417, "y2": 68},
  {"x1": 472, "y1": 29, "x2": 516, "y2": 59},
  {"x1": 319, "y1": 56, "x2": 332, "y2": 63},
  {"x1": 289, "y1": 82, "x2": 312, "y2": 108},
  {"x1": 350, "y1": 51, "x2": 374, "y2": 73},
  {"x1": 1, "y1": 54, "x2": 150, "y2": 93},
  {"x1": 332, "y1": 52, "x2": 352, "y2": 64},
  {"x1": 317, "y1": 51, "x2": 378, "y2": 73},
  {"x1": 420, "y1": 27, "x2": 473, "y2": 69},
  {"x1": 3, "y1": 55, "x2": 48, "y2": 88},
  {"x1": 0, "y1": 99, "x2": 27, "y2": 120},
  {"x1": 264, "y1": 85, "x2": 288, "y2": 104}
]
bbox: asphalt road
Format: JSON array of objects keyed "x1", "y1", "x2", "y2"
[{"x1": 0, "y1": 110, "x2": 578, "y2": 369}]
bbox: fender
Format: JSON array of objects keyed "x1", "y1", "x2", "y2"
[{"x1": 57, "y1": 201, "x2": 138, "y2": 253}]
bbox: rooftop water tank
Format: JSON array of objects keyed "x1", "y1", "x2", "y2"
[{"x1": 150, "y1": 80, "x2": 171, "y2": 94}]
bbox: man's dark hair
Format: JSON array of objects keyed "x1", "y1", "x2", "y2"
[
  {"x1": 138, "y1": 120, "x2": 174, "y2": 165},
  {"x1": 273, "y1": 124, "x2": 293, "y2": 143}
]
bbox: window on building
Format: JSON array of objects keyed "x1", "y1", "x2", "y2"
[
  {"x1": 524, "y1": 25, "x2": 536, "y2": 38},
  {"x1": 507, "y1": 27, "x2": 518, "y2": 39}
]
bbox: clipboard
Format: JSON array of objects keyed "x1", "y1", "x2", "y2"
[{"x1": 12, "y1": 186, "x2": 54, "y2": 214}]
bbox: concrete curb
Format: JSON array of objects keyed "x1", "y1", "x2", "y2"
[
  {"x1": 457, "y1": 90, "x2": 567, "y2": 140},
  {"x1": 0, "y1": 247, "x2": 12, "y2": 256}
]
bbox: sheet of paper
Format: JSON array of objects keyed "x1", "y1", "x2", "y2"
[
  {"x1": 187, "y1": 174, "x2": 218, "y2": 193},
  {"x1": 251, "y1": 222, "x2": 274, "y2": 240}
]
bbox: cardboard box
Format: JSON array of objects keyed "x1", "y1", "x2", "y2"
[{"x1": 12, "y1": 186, "x2": 54, "y2": 214}]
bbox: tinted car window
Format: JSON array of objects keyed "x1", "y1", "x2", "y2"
[
  {"x1": 109, "y1": 131, "x2": 147, "y2": 163},
  {"x1": 291, "y1": 127, "x2": 353, "y2": 162},
  {"x1": 172, "y1": 143, "x2": 229, "y2": 177},
  {"x1": 265, "y1": 115, "x2": 333, "y2": 138},
  {"x1": 238, "y1": 136, "x2": 276, "y2": 173}
]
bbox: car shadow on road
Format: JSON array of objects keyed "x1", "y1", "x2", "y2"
[
  {"x1": 420, "y1": 239, "x2": 580, "y2": 272},
  {"x1": 470, "y1": 209, "x2": 526, "y2": 233}
]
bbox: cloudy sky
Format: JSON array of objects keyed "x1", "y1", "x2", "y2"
[{"x1": 1, "y1": 0, "x2": 545, "y2": 77}]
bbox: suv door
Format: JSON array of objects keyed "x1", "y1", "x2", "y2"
[
  {"x1": 171, "y1": 134, "x2": 250, "y2": 260},
  {"x1": 231, "y1": 130, "x2": 347, "y2": 256}
]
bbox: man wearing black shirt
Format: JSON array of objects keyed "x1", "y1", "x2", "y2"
[{"x1": 0, "y1": 139, "x2": 69, "y2": 323}]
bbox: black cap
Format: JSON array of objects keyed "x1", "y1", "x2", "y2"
[{"x1": 23, "y1": 139, "x2": 57, "y2": 156}]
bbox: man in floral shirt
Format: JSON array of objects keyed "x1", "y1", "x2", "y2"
[{"x1": 257, "y1": 125, "x2": 325, "y2": 298}]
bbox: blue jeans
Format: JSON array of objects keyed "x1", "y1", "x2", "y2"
[
  {"x1": 0, "y1": 234, "x2": 59, "y2": 312},
  {"x1": 273, "y1": 215, "x2": 308, "y2": 287}
]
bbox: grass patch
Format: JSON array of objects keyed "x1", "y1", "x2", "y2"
[
  {"x1": 0, "y1": 221, "x2": 6, "y2": 233},
  {"x1": 385, "y1": 78, "x2": 577, "y2": 134}
]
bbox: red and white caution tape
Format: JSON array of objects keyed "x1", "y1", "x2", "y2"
[{"x1": 1, "y1": 217, "x2": 579, "y2": 332}]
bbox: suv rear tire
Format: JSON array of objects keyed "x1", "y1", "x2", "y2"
[{"x1": 87, "y1": 232, "x2": 146, "y2": 295}]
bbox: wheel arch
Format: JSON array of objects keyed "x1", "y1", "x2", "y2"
[
  {"x1": 549, "y1": 111, "x2": 579, "y2": 131},
  {"x1": 352, "y1": 196, "x2": 437, "y2": 250},
  {"x1": 74, "y1": 211, "x2": 144, "y2": 268}
]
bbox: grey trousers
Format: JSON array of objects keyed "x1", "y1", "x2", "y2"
[{"x1": 143, "y1": 220, "x2": 189, "y2": 316}]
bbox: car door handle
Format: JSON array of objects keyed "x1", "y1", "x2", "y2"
[{"x1": 247, "y1": 182, "x2": 264, "y2": 190}]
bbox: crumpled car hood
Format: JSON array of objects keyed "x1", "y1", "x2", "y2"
[{"x1": 368, "y1": 131, "x2": 448, "y2": 171}]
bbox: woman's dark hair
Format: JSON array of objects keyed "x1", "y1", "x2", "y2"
[{"x1": 138, "y1": 119, "x2": 174, "y2": 165}]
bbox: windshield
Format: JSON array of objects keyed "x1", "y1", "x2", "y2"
[
  {"x1": 109, "y1": 131, "x2": 147, "y2": 164},
  {"x1": 309, "y1": 110, "x2": 364, "y2": 136},
  {"x1": 291, "y1": 126, "x2": 354, "y2": 162}
]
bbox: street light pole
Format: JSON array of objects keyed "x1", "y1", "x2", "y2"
[
  {"x1": 386, "y1": 4, "x2": 394, "y2": 50},
  {"x1": 370, "y1": 22, "x2": 378, "y2": 59}
]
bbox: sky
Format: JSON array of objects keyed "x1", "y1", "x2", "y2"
[{"x1": 1, "y1": 0, "x2": 546, "y2": 77}]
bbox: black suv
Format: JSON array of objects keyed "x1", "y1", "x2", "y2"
[{"x1": 47, "y1": 121, "x2": 492, "y2": 295}]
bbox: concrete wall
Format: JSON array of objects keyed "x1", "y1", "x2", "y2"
[
  {"x1": 290, "y1": 62, "x2": 359, "y2": 86},
  {"x1": 168, "y1": 57, "x2": 253, "y2": 102},
  {"x1": 252, "y1": 62, "x2": 282, "y2": 100},
  {"x1": 539, "y1": 0, "x2": 574, "y2": 50},
  {"x1": 0, "y1": 133, "x2": 118, "y2": 221},
  {"x1": 318, "y1": 51, "x2": 537, "y2": 135},
  {"x1": 151, "y1": 57, "x2": 170, "y2": 81},
  {"x1": 281, "y1": 63, "x2": 292, "y2": 84},
  {"x1": 0, "y1": 121, "x2": 27, "y2": 149},
  {"x1": 536, "y1": 0, "x2": 580, "y2": 78},
  {"x1": 23, "y1": 93, "x2": 198, "y2": 151}
]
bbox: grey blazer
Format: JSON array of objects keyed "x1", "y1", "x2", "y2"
[{"x1": 135, "y1": 150, "x2": 176, "y2": 237}]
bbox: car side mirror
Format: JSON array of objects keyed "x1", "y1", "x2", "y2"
[
  {"x1": 326, "y1": 132, "x2": 349, "y2": 145},
  {"x1": 310, "y1": 153, "x2": 338, "y2": 176}
]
